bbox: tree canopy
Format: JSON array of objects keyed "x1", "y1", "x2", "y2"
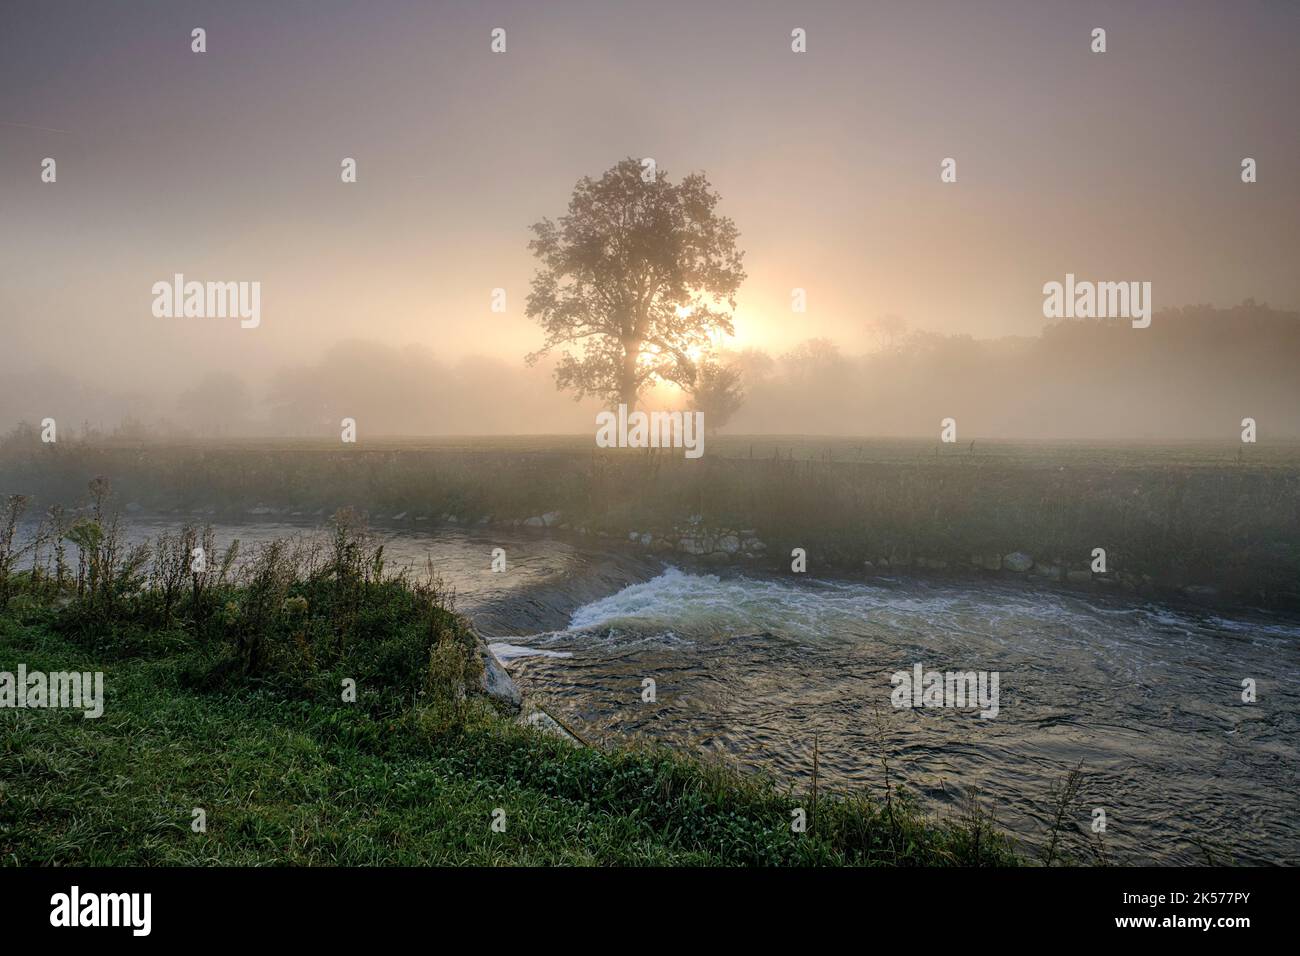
[{"x1": 525, "y1": 158, "x2": 746, "y2": 409}]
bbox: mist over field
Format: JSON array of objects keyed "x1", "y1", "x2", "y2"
[
  {"x1": 4, "y1": 2, "x2": 1298, "y2": 445},
  {"x1": 2, "y1": 300, "x2": 1296, "y2": 441},
  {"x1": 1, "y1": 301, "x2": 1296, "y2": 441}
]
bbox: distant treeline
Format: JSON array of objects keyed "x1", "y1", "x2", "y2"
[
  {"x1": 723, "y1": 301, "x2": 1300, "y2": 439},
  {"x1": 2, "y1": 301, "x2": 1297, "y2": 440}
]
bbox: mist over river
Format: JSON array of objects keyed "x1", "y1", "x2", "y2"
[{"x1": 75, "y1": 517, "x2": 1300, "y2": 864}]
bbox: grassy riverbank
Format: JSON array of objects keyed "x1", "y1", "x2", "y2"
[{"x1": 0, "y1": 515, "x2": 1019, "y2": 867}]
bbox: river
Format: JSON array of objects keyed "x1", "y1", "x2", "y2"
[{"x1": 38, "y1": 516, "x2": 1300, "y2": 865}]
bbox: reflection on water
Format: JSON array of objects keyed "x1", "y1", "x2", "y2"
[
  {"x1": 37, "y1": 517, "x2": 1300, "y2": 864},
  {"x1": 508, "y1": 567, "x2": 1300, "y2": 865}
]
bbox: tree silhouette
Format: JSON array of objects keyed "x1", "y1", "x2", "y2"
[
  {"x1": 866, "y1": 313, "x2": 907, "y2": 352},
  {"x1": 690, "y1": 359, "x2": 746, "y2": 435},
  {"x1": 525, "y1": 158, "x2": 746, "y2": 409}
]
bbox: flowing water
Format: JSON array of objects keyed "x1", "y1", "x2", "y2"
[{"x1": 35, "y1": 517, "x2": 1300, "y2": 865}]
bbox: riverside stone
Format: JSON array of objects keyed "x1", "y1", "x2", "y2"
[
  {"x1": 477, "y1": 637, "x2": 521, "y2": 713},
  {"x1": 677, "y1": 536, "x2": 708, "y2": 555},
  {"x1": 1032, "y1": 562, "x2": 1061, "y2": 580},
  {"x1": 1003, "y1": 551, "x2": 1034, "y2": 572}
]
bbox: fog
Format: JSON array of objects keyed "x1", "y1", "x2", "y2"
[
  {"x1": 2, "y1": 301, "x2": 1295, "y2": 441},
  {"x1": 2, "y1": 1, "x2": 1297, "y2": 441}
]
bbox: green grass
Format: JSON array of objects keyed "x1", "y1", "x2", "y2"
[
  {"x1": 0, "y1": 611, "x2": 1017, "y2": 866},
  {"x1": 0, "y1": 517, "x2": 1019, "y2": 867}
]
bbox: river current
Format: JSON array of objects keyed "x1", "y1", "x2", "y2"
[{"x1": 52, "y1": 517, "x2": 1300, "y2": 864}]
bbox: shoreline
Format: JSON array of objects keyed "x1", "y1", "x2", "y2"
[
  {"x1": 4, "y1": 437, "x2": 1296, "y2": 612},
  {"x1": 14, "y1": 504, "x2": 1298, "y2": 619}
]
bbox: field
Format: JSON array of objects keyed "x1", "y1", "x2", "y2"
[{"x1": 3, "y1": 434, "x2": 1298, "y2": 608}]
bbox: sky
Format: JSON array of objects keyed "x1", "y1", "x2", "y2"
[{"x1": 1, "y1": 0, "x2": 1297, "y2": 431}]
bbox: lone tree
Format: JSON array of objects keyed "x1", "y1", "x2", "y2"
[
  {"x1": 525, "y1": 158, "x2": 746, "y2": 409},
  {"x1": 690, "y1": 359, "x2": 745, "y2": 435}
]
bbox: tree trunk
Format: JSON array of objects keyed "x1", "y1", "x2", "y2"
[{"x1": 620, "y1": 341, "x2": 640, "y2": 410}]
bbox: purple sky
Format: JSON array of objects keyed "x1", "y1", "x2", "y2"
[{"x1": 1, "y1": 0, "x2": 1297, "y2": 423}]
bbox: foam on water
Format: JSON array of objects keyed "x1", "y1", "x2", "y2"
[
  {"x1": 487, "y1": 642, "x2": 573, "y2": 661},
  {"x1": 565, "y1": 565, "x2": 1300, "y2": 657},
  {"x1": 514, "y1": 565, "x2": 1300, "y2": 864}
]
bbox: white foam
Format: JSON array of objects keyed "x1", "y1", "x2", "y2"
[
  {"x1": 488, "y1": 642, "x2": 574, "y2": 661},
  {"x1": 566, "y1": 566, "x2": 899, "y2": 640}
]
